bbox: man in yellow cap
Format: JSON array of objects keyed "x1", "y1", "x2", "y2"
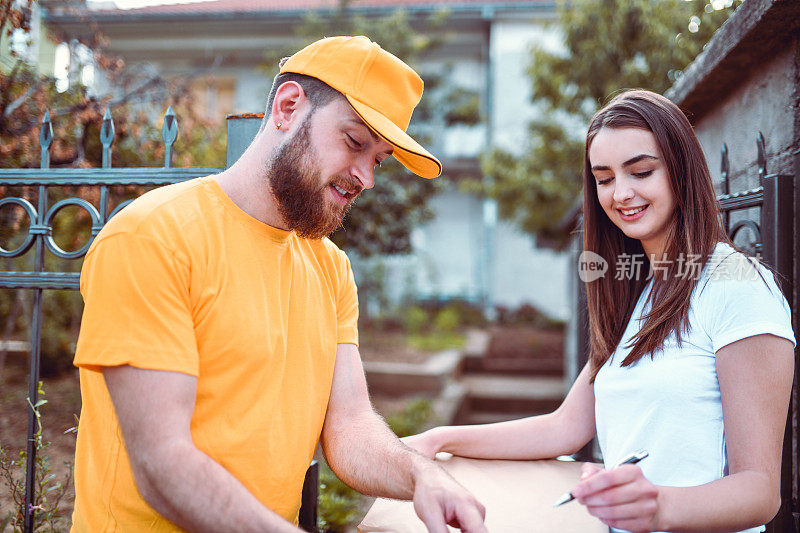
[{"x1": 71, "y1": 36, "x2": 487, "y2": 533}]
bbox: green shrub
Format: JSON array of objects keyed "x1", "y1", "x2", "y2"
[
  {"x1": 407, "y1": 332, "x2": 465, "y2": 352},
  {"x1": 385, "y1": 398, "x2": 433, "y2": 438},
  {"x1": 440, "y1": 300, "x2": 486, "y2": 327},
  {"x1": 433, "y1": 307, "x2": 459, "y2": 334},
  {"x1": 317, "y1": 462, "x2": 361, "y2": 533},
  {"x1": 402, "y1": 306, "x2": 429, "y2": 335}
]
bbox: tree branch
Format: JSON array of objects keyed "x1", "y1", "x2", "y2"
[{"x1": 2, "y1": 80, "x2": 42, "y2": 118}]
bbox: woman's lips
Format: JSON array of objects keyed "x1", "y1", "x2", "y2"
[{"x1": 617, "y1": 204, "x2": 649, "y2": 221}]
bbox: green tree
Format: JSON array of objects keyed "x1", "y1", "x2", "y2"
[
  {"x1": 262, "y1": 1, "x2": 481, "y2": 257},
  {"x1": 477, "y1": 0, "x2": 741, "y2": 248}
]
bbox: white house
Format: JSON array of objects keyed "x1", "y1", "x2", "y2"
[{"x1": 45, "y1": 0, "x2": 571, "y2": 319}]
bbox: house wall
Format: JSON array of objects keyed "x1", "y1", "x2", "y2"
[{"x1": 691, "y1": 46, "x2": 799, "y2": 194}]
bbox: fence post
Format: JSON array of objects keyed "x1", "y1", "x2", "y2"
[
  {"x1": 761, "y1": 173, "x2": 795, "y2": 533},
  {"x1": 226, "y1": 114, "x2": 263, "y2": 168},
  {"x1": 23, "y1": 112, "x2": 53, "y2": 533}
]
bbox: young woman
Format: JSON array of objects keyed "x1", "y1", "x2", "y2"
[{"x1": 403, "y1": 90, "x2": 795, "y2": 533}]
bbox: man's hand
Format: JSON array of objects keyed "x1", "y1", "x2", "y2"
[{"x1": 411, "y1": 461, "x2": 487, "y2": 533}]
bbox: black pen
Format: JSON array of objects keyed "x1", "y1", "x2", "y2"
[{"x1": 553, "y1": 449, "x2": 649, "y2": 507}]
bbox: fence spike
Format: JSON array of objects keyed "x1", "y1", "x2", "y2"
[
  {"x1": 721, "y1": 143, "x2": 729, "y2": 195},
  {"x1": 100, "y1": 107, "x2": 115, "y2": 169},
  {"x1": 757, "y1": 131, "x2": 766, "y2": 181},
  {"x1": 39, "y1": 110, "x2": 52, "y2": 169},
  {"x1": 162, "y1": 105, "x2": 178, "y2": 168}
]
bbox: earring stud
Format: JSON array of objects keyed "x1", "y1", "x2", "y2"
[{"x1": 276, "y1": 122, "x2": 282, "y2": 130}]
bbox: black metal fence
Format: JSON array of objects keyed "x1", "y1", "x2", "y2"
[
  {"x1": 573, "y1": 132, "x2": 798, "y2": 532},
  {"x1": 0, "y1": 110, "x2": 320, "y2": 532}
]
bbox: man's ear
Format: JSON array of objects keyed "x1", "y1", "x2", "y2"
[{"x1": 272, "y1": 81, "x2": 306, "y2": 131}]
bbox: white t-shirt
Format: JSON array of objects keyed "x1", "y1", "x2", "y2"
[{"x1": 594, "y1": 242, "x2": 795, "y2": 533}]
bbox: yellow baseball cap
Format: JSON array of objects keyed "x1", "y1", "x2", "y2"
[{"x1": 280, "y1": 36, "x2": 442, "y2": 179}]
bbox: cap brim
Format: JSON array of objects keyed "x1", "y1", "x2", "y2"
[{"x1": 345, "y1": 95, "x2": 442, "y2": 179}]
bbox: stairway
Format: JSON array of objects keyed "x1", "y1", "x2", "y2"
[{"x1": 454, "y1": 329, "x2": 567, "y2": 425}]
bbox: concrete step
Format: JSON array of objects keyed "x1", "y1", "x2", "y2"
[
  {"x1": 462, "y1": 328, "x2": 564, "y2": 377},
  {"x1": 462, "y1": 354, "x2": 564, "y2": 376},
  {"x1": 364, "y1": 349, "x2": 462, "y2": 397},
  {"x1": 456, "y1": 374, "x2": 566, "y2": 425}
]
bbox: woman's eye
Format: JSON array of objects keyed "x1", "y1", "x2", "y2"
[
  {"x1": 633, "y1": 170, "x2": 654, "y2": 178},
  {"x1": 597, "y1": 177, "x2": 613, "y2": 186}
]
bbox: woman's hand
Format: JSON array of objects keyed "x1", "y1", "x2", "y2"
[
  {"x1": 402, "y1": 429, "x2": 442, "y2": 460},
  {"x1": 573, "y1": 462, "x2": 661, "y2": 533}
]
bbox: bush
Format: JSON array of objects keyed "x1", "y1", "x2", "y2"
[
  {"x1": 439, "y1": 299, "x2": 486, "y2": 327},
  {"x1": 401, "y1": 306, "x2": 429, "y2": 335},
  {"x1": 385, "y1": 398, "x2": 433, "y2": 438},
  {"x1": 317, "y1": 463, "x2": 361, "y2": 533},
  {"x1": 495, "y1": 303, "x2": 565, "y2": 330},
  {"x1": 433, "y1": 307, "x2": 459, "y2": 334}
]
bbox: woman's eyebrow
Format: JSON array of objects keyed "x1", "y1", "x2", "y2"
[{"x1": 591, "y1": 154, "x2": 658, "y2": 171}]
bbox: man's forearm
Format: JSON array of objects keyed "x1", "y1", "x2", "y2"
[
  {"x1": 132, "y1": 439, "x2": 301, "y2": 533},
  {"x1": 321, "y1": 409, "x2": 432, "y2": 500}
]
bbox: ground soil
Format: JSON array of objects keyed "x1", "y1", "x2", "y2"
[
  {"x1": 358, "y1": 331, "x2": 435, "y2": 364},
  {"x1": 486, "y1": 325, "x2": 564, "y2": 360}
]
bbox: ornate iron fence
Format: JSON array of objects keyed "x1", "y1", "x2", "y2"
[{"x1": 0, "y1": 109, "x2": 322, "y2": 532}]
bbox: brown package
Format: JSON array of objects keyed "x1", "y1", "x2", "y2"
[{"x1": 358, "y1": 456, "x2": 607, "y2": 532}]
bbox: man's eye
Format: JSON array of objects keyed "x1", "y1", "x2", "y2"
[{"x1": 345, "y1": 134, "x2": 362, "y2": 149}]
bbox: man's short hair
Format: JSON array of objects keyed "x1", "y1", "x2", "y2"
[{"x1": 260, "y1": 57, "x2": 343, "y2": 132}]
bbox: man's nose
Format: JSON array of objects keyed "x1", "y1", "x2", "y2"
[{"x1": 352, "y1": 161, "x2": 375, "y2": 190}]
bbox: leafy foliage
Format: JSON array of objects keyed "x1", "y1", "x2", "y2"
[{"x1": 476, "y1": 0, "x2": 742, "y2": 248}]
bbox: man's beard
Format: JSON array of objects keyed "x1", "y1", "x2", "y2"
[{"x1": 267, "y1": 116, "x2": 360, "y2": 240}]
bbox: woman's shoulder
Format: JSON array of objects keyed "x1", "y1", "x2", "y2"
[
  {"x1": 692, "y1": 242, "x2": 795, "y2": 351},
  {"x1": 696, "y1": 241, "x2": 789, "y2": 307},
  {"x1": 698, "y1": 242, "x2": 776, "y2": 294}
]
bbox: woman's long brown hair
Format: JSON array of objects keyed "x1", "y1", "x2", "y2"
[{"x1": 583, "y1": 90, "x2": 730, "y2": 381}]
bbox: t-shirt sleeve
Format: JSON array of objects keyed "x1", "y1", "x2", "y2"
[
  {"x1": 74, "y1": 231, "x2": 200, "y2": 375},
  {"x1": 335, "y1": 252, "x2": 359, "y2": 346},
  {"x1": 699, "y1": 258, "x2": 795, "y2": 353}
]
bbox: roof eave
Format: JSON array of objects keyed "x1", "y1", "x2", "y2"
[
  {"x1": 664, "y1": 0, "x2": 800, "y2": 123},
  {"x1": 43, "y1": 1, "x2": 555, "y2": 25}
]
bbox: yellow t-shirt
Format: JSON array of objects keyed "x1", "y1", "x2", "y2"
[{"x1": 71, "y1": 176, "x2": 359, "y2": 531}]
